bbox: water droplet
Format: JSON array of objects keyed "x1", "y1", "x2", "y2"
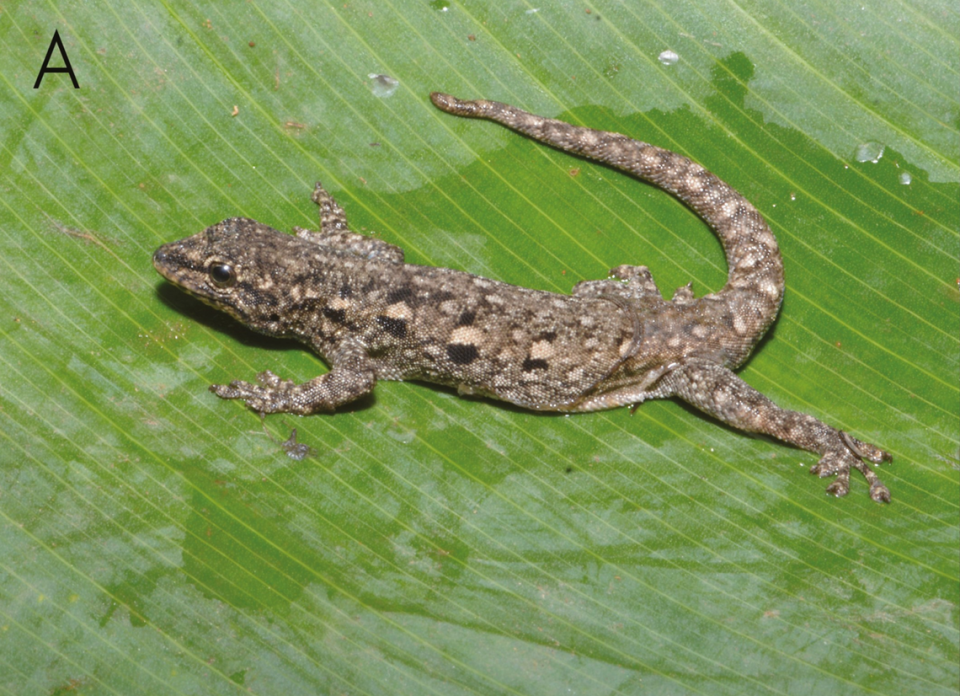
[
  {"x1": 429, "y1": 0, "x2": 450, "y2": 11},
  {"x1": 658, "y1": 50, "x2": 679, "y2": 65},
  {"x1": 899, "y1": 171, "x2": 912, "y2": 185},
  {"x1": 854, "y1": 141, "x2": 885, "y2": 163},
  {"x1": 368, "y1": 73, "x2": 399, "y2": 98},
  {"x1": 525, "y1": 8, "x2": 540, "y2": 14}
]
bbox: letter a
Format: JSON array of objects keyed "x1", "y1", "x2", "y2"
[{"x1": 34, "y1": 30, "x2": 79, "y2": 89}]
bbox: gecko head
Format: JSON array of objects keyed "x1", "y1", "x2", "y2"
[{"x1": 153, "y1": 218, "x2": 316, "y2": 336}]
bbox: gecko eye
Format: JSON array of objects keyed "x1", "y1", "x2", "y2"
[{"x1": 208, "y1": 262, "x2": 237, "y2": 288}]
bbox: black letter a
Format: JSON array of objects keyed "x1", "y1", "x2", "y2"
[{"x1": 34, "y1": 30, "x2": 79, "y2": 89}]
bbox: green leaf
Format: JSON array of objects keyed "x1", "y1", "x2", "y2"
[{"x1": 1, "y1": 2, "x2": 956, "y2": 694}]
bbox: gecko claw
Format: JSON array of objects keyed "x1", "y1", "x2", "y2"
[{"x1": 824, "y1": 475, "x2": 850, "y2": 498}]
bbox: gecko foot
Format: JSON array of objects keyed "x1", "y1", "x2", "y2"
[
  {"x1": 210, "y1": 370, "x2": 299, "y2": 414},
  {"x1": 810, "y1": 432, "x2": 892, "y2": 503}
]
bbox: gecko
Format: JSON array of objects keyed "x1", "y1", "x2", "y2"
[{"x1": 152, "y1": 92, "x2": 892, "y2": 502}]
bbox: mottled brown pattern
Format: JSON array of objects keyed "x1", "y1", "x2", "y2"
[{"x1": 153, "y1": 92, "x2": 892, "y2": 502}]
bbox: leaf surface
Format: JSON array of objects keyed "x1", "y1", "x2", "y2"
[{"x1": 0, "y1": 2, "x2": 956, "y2": 694}]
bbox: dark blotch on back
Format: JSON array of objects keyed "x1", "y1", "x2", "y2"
[
  {"x1": 376, "y1": 315, "x2": 407, "y2": 339},
  {"x1": 339, "y1": 283, "x2": 352, "y2": 299},
  {"x1": 323, "y1": 307, "x2": 347, "y2": 324},
  {"x1": 536, "y1": 330, "x2": 557, "y2": 342},
  {"x1": 522, "y1": 357, "x2": 548, "y2": 372},
  {"x1": 456, "y1": 310, "x2": 476, "y2": 326},
  {"x1": 446, "y1": 343, "x2": 478, "y2": 365},
  {"x1": 387, "y1": 286, "x2": 416, "y2": 305}
]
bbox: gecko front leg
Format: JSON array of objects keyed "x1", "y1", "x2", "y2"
[
  {"x1": 646, "y1": 360, "x2": 892, "y2": 502},
  {"x1": 210, "y1": 339, "x2": 377, "y2": 415}
]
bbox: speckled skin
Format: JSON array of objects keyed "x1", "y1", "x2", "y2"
[{"x1": 152, "y1": 92, "x2": 892, "y2": 502}]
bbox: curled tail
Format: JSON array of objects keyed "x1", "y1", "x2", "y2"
[{"x1": 431, "y1": 92, "x2": 785, "y2": 345}]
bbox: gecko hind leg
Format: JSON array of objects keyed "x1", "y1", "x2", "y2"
[
  {"x1": 648, "y1": 360, "x2": 892, "y2": 502},
  {"x1": 573, "y1": 265, "x2": 666, "y2": 306}
]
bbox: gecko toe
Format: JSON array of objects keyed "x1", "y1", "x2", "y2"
[
  {"x1": 810, "y1": 450, "x2": 843, "y2": 478},
  {"x1": 869, "y1": 482, "x2": 892, "y2": 504},
  {"x1": 209, "y1": 378, "x2": 287, "y2": 414},
  {"x1": 210, "y1": 382, "x2": 244, "y2": 398},
  {"x1": 255, "y1": 370, "x2": 284, "y2": 388},
  {"x1": 825, "y1": 475, "x2": 850, "y2": 498},
  {"x1": 815, "y1": 451, "x2": 851, "y2": 496},
  {"x1": 840, "y1": 430, "x2": 891, "y2": 465}
]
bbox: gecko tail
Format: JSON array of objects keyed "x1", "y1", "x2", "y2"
[{"x1": 430, "y1": 92, "x2": 785, "y2": 341}]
